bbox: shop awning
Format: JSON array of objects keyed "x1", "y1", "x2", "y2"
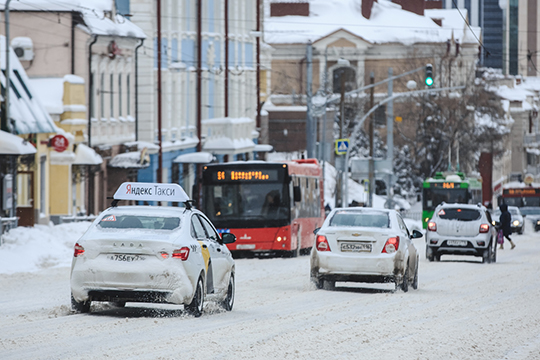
[
  {"x1": 73, "y1": 143, "x2": 103, "y2": 165},
  {"x1": 108, "y1": 151, "x2": 149, "y2": 168},
  {"x1": 0, "y1": 130, "x2": 36, "y2": 155},
  {"x1": 253, "y1": 144, "x2": 273, "y2": 152},
  {"x1": 173, "y1": 152, "x2": 214, "y2": 164}
]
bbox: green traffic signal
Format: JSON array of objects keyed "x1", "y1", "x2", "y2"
[{"x1": 425, "y1": 64, "x2": 433, "y2": 87}]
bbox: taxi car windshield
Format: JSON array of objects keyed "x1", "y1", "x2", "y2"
[
  {"x1": 98, "y1": 215, "x2": 180, "y2": 230},
  {"x1": 439, "y1": 208, "x2": 480, "y2": 221},
  {"x1": 329, "y1": 211, "x2": 389, "y2": 228}
]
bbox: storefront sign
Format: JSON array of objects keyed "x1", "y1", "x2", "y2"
[{"x1": 50, "y1": 134, "x2": 69, "y2": 153}]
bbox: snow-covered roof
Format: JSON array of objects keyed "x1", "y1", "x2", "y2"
[
  {"x1": 0, "y1": 130, "x2": 36, "y2": 155},
  {"x1": 264, "y1": 0, "x2": 480, "y2": 46},
  {"x1": 253, "y1": 144, "x2": 274, "y2": 152},
  {"x1": 0, "y1": 36, "x2": 58, "y2": 134},
  {"x1": 73, "y1": 143, "x2": 103, "y2": 165},
  {"x1": 0, "y1": 0, "x2": 146, "y2": 39},
  {"x1": 173, "y1": 152, "x2": 215, "y2": 164},
  {"x1": 30, "y1": 77, "x2": 66, "y2": 115},
  {"x1": 503, "y1": 181, "x2": 540, "y2": 188},
  {"x1": 108, "y1": 151, "x2": 149, "y2": 168}
]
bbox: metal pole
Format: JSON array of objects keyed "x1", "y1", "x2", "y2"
[
  {"x1": 344, "y1": 143, "x2": 349, "y2": 207},
  {"x1": 386, "y1": 67, "x2": 394, "y2": 208},
  {"x1": 368, "y1": 72, "x2": 374, "y2": 207},
  {"x1": 256, "y1": 0, "x2": 261, "y2": 130},
  {"x1": 157, "y1": 0, "x2": 163, "y2": 183},
  {"x1": 224, "y1": 0, "x2": 229, "y2": 117},
  {"x1": 306, "y1": 41, "x2": 314, "y2": 158},
  {"x1": 135, "y1": 38, "x2": 144, "y2": 141},
  {"x1": 196, "y1": 0, "x2": 202, "y2": 207},
  {"x1": 5, "y1": 0, "x2": 14, "y2": 221},
  {"x1": 321, "y1": 47, "x2": 328, "y2": 205}
]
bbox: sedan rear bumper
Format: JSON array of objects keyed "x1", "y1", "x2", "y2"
[{"x1": 313, "y1": 251, "x2": 401, "y2": 279}]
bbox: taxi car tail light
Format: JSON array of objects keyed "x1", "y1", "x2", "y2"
[
  {"x1": 427, "y1": 221, "x2": 437, "y2": 232},
  {"x1": 73, "y1": 243, "x2": 85, "y2": 257},
  {"x1": 479, "y1": 223, "x2": 490, "y2": 233},
  {"x1": 316, "y1": 235, "x2": 331, "y2": 252},
  {"x1": 382, "y1": 236, "x2": 400, "y2": 254},
  {"x1": 172, "y1": 247, "x2": 190, "y2": 261}
]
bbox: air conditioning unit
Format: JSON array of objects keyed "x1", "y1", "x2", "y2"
[{"x1": 11, "y1": 37, "x2": 34, "y2": 61}]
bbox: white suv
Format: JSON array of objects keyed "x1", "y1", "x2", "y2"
[{"x1": 425, "y1": 203, "x2": 497, "y2": 263}]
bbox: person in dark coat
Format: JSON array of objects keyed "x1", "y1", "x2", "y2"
[{"x1": 499, "y1": 203, "x2": 516, "y2": 250}]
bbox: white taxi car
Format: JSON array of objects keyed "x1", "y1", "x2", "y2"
[
  {"x1": 70, "y1": 182, "x2": 236, "y2": 317},
  {"x1": 310, "y1": 208, "x2": 422, "y2": 292}
]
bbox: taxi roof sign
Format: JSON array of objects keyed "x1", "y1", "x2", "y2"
[{"x1": 113, "y1": 182, "x2": 190, "y2": 203}]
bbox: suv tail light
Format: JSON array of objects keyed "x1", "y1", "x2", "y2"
[
  {"x1": 172, "y1": 247, "x2": 190, "y2": 261},
  {"x1": 427, "y1": 221, "x2": 437, "y2": 232},
  {"x1": 382, "y1": 236, "x2": 400, "y2": 254},
  {"x1": 316, "y1": 235, "x2": 331, "y2": 252},
  {"x1": 74, "y1": 243, "x2": 85, "y2": 257},
  {"x1": 479, "y1": 223, "x2": 490, "y2": 233}
]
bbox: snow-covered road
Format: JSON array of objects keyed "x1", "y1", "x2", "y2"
[{"x1": 1, "y1": 223, "x2": 540, "y2": 359}]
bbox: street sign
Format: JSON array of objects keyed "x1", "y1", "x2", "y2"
[{"x1": 335, "y1": 138, "x2": 349, "y2": 155}]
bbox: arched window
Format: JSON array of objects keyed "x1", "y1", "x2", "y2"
[{"x1": 332, "y1": 67, "x2": 356, "y2": 94}]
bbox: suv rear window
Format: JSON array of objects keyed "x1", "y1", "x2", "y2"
[{"x1": 437, "y1": 208, "x2": 481, "y2": 221}]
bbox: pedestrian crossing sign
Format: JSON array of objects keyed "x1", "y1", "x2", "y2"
[{"x1": 335, "y1": 138, "x2": 349, "y2": 155}]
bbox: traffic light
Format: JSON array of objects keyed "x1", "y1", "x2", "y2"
[{"x1": 425, "y1": 64, "x2": 434, "y2": 87}]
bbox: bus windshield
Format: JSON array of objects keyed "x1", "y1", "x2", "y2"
[
  {"x1": 203, "y1": 182, "x2": 290, "y2": 228},
  {"x1": 423, "y1": 188, "x2": 468, "y2": 211}
]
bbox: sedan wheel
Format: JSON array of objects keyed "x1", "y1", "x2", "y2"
[
  {"x1": 186, "y1": 276, "x2": 204, "y2": 317},
  {"x1": 412, "y1": 262, "x2": 419, "y2": 290},
  {"x1": 401, "y1": 266, "x2": 409, "y2": 292},
  {"x1": 221, "y1": 273, "x2": 235, "y2": 311},
  {"x1": 71, "y1": 294, "x2": 90, "y2": 313}
]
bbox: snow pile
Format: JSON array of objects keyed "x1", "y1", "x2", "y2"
[{"x1": 0, "y1": 222, "x2": 91, "y2": 274}]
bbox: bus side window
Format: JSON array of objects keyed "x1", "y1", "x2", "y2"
[{"x1": 294, "y1": 186, "x2": 301, "y2": 202}]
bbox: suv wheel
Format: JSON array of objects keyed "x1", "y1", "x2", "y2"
[{"x1": 482, "y1": 244, "x2": 493, "y2": 264}]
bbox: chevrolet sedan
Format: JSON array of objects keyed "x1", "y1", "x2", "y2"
[{"x1": 310, "y1": 208, "x2": 422, "y2": 292}]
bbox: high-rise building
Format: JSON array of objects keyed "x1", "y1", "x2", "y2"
[{"x1": 443, "y1": 0, "x2": 504, "y2": 69}]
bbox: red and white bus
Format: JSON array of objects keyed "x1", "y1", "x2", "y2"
[{"x1": 201, "y1": 159, "x2": 325, "y2": 257}]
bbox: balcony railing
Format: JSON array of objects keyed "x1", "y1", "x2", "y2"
[{"x1": 90, "y1": 117, "x2": 136, "y2": 146}]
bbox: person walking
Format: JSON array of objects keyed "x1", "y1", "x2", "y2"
[{"x1": 499, "y1": 203, "x2": 516, "y2": 250}]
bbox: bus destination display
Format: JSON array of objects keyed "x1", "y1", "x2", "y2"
[
  {"x1": 212, "y1": 169, "x2": 280, "y2": 182},
  {"x1": 430, "y1": 182, "x2": 460, "y2": 189},
  {"x1": 503, "y1": 188, "x2": 540, "y2": 196}
]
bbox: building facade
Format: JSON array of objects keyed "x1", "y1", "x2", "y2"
[{"x1": 129, "y1": 0, "x2": 260, "y2": 198}]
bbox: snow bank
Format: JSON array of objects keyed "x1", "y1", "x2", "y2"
[{"x1": 0, "y1": 222, "x2": 91, "y2": 274}]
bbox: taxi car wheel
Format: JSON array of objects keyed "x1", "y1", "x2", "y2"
[
  {"x1": 186, "y1": 276, "x2": 205, "y2": 317},
  {"x1": 412, "y1": 263, "x2": 419, "y2": 290},
  {"x1": 323, "y1": 280, "x2": 335, "y2": 291},
  {"x1": 221, "y1": 273, "x2": 235, "y2": 311},
  {"x1": 71, "y1": 294, "x2": 90, "y2": 313}
]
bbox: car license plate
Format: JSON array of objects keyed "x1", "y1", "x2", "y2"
[
  {"x1": 447, "y1": 240, "x2": 467, "y2": 246},
  {"x1": 236, "y1": 244, "x2": 256, "y2": 250},
  {"x1": 109, "y1": 254, "x2": 145, "y2": 262},
  {"x1": 340, "y1": 242, "x2": 372, "y2": 252}
]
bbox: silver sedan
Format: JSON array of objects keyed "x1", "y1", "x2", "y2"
[{"x1": 310, "y1": 208, "x2": 422, "y2": 292}]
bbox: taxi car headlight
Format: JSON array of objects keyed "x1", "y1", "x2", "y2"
[{"x1": 513, "y1": 220, "x2": 520, "y2": 226}]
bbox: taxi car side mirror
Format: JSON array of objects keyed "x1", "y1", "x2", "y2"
[
  {"x1": 411, "y1": 230, "x2": 423, "y2": 239},
  {"x1": 221, "y1": 233, "x2": 236, "y2": 244}
]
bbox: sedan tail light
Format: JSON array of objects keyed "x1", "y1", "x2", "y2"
[
  {"x1": 74, "y1": 243, "x2": 85, "y2": 257},
  {"x1": 316, "y1": 235, "x2": 331, "y2": 252},
  {"x1": 382, "y1": 236, "x2": 400, "y2": 254},
  {"x1": 479, "y1": 223, "x2": 490, "y2": 233},
  {"x1": 427, "y1": 221, "x2": 437, "y2": 232},
  {"x1": 172, "y1": 247, "x2": 190, "y2": 261}
]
